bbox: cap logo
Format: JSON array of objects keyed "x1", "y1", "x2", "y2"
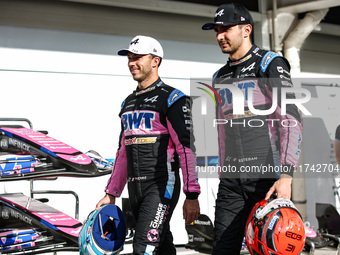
[
  {"x1": 130, "y1": 38, "x2": 139, "y2": 45},
  {"x1": 153, "y1": 48, "x2": 157, "y2": 53},
  {"x1": 215, "y1": 9, "x2": 224, "y2": 18},
  {"x1": 241, "y1": 17, "x2": 245, "y2": 21}
]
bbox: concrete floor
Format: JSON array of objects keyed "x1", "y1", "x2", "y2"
[
  {"x1": 176, "y1": 247, "x2": 339, "y2": 255},
  {"x1": 117, "y1": 244, "x2": 339, "y2": 255},
  {"x1": 43, "y1": 240, "x2": 339, "y2": 254},
  {"x1": 174, "y1": 245, "x2": 339, "y2": 255},
  {"x1": 42, "y1": 244, "x2": 339, "y2": 254}
]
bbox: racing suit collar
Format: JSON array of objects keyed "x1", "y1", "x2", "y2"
[
  {"x1": 228, "y1": 45, "x2": 259, "y2": 67},
  {"x1": 135, "y1": 77, "x2": 163, "y2": 96}
]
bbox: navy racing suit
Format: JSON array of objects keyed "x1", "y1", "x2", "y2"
[
  {"x1": 105, "y1": 78, "x2": 200, "y2": 254},
  {"x1": 212, "y1": 45, "x2": 302, "y2": 254}
]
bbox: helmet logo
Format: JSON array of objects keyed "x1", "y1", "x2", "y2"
[{"x1": 286, "y1": 231, "x2": 303, "y2": 241}]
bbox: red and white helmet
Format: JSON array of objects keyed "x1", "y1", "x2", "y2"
[{"x1": 245, "y1": 198, "x2": 305, "y2": 255}]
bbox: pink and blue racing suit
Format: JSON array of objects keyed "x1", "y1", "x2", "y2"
[
  {"x1": 105, "y1": 78, "x2": 200, "y2": 254},
  {"x1": 212, "y1": 45, "x2": 302, "y2": 255}
]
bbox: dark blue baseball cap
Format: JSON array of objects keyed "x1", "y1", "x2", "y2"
[{"x1": 202, "y1": 3, "x2": 254, "y2": 30}]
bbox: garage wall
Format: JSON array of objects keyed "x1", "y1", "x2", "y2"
[
  {"x1": 0, "y1": 25, "x2": 226, "y2": 64},
  {"x1": 1, "y1": 0, "x2": 340, "y2": 74}
]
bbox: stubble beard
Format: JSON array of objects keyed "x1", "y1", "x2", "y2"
[
  {"x1": 221, "y1": 43, "x2": 237, "y2": 55},
  {"x1": 220, "y1": 30, "x2": 244, "y2": 56},
  {"x1": 132, "y1": 67, "x2": 153, "y2": 84}
]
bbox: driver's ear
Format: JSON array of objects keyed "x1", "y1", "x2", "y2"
[
  {"x1": 243, "y1": 24, "x2": 252, "y2": 39},
  {"x1": 151, "y1": 56, "x2": 160, "y2": 68}
]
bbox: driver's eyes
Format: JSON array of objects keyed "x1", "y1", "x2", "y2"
[
  {"x1": 215, "y1": 26, "x2": 232, "y2": 33},
  {"x1": 215, "y1": 28, "x2": 227, "y2": 33},
  {"x1": 128, "y1": 56, "x2": 141, "y2": 61}
]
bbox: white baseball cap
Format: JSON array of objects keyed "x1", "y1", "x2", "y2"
[{"x1": 117, "y1": 35, "x2": 164, "y2": 58}]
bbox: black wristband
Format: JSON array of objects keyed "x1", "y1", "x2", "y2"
[
  {"x1": 186, "y1": 192, "x2": 199, "y2": 200},
  {"x1": 281, "y1": 164, "x2": 294, "y2": 177}
]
